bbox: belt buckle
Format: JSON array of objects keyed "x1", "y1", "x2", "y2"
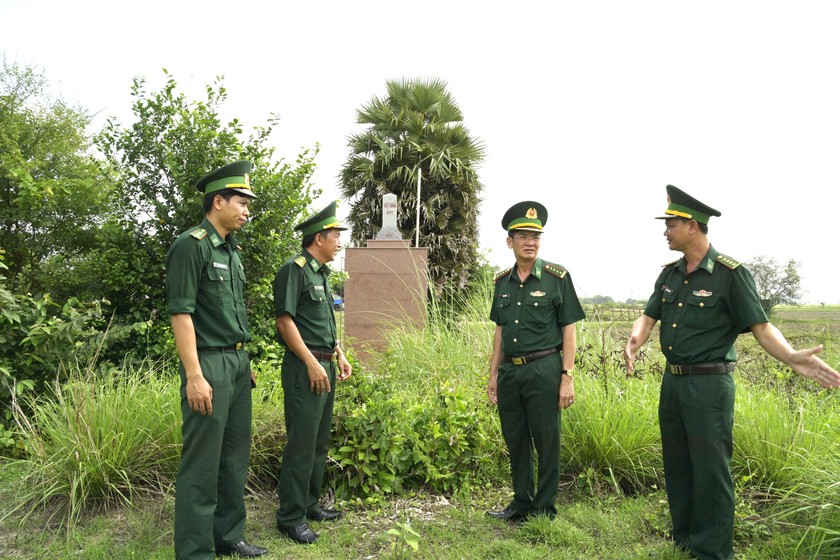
[
  {"x1": 670, "y1": 364, "x2": 683, "y2": 375},
  {"x1": 235, "y1": 342, "x2": 243, "y2": 350},
  {"x1": 512, "y1": 356, "x2": 526, "y2": 365}
]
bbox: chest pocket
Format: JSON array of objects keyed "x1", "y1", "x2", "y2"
[
  {"x1": 206, "y1": 264, "x2": 235, "y2": 305},
  {"x1": 684, "y1": 294, "x2": 719, "y2": 327},
  {"x1": 302, "y1": 286, "x2": 329, "y2": 319},
  {"x1": 496, "y1": 297, "x2": 512, "y2": 310},
  {"x1": 523, "y1": 295, "x2": 553, "y2": 328}
]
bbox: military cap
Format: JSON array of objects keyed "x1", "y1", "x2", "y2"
[
  {"x1": 655, "y1": 184, "x2": 720, "y2": 225},
  {"x1": 295, "y1": 200, "x2": 348, "y2": 237},
  {"x1": 195, "y1": 160, "x2": 257, "y2": 199},
  {"x1": 501, "y1": 201, "x2": 548, "y2": 232}
]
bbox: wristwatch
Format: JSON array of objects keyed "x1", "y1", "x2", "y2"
[{"x1": 561, "y1": 370, "x2": 573, "y2": 378}]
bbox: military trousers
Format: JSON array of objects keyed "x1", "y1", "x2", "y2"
[
  {"x1": 659, "y1": 369, "x2": 736, "y2": 560},
  {"x1": 276, "y1": 352, "x2": 337, "y2": 528},
  {"x1": 175, "y1": 348, "x2": 252, "y2": 560},
  {"x1": 496, "y1": 352, "x2": 563, "y2": 517}
]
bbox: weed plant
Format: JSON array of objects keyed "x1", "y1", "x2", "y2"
[
  {"x1": 1, "y1": 278, "x2": 838, "y2": 559},
  {"x1": 2, "y1": 358, "x2": 181, "y2": 531}
]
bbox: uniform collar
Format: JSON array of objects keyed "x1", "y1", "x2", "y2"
[
  {"x1": 509, "y1": 257, "x2": 543, "y2": 281},
  {"x1": 678, "y1": 245, "x2": 718, "y2": 275},
  {"x1": 200, "y1": 218, "x2": 237, "y2": 250},
  {"x1": 302, "y1": 248, "x2": 331, "y2": 274}
]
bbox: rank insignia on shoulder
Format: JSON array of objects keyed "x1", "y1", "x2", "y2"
[
  {"x1": 495, "y1": 268, "x2": 511, "y2": 281},
  {"x1": 294, "y1": 255, "x2": 307, "y2": 267},
  {"x1": 190, "y1": 228, "x2": 208, "y2": 240},
  {"x1": 716, "y1": 254, "x2": 741, "y2": 269},
  {"x1": 693, "y1": 289, "x2": 713, "y2": 297},
  {"x1": 662, "y1": 259, "x2": 679, "y2": 268},
  {"x1": 544, "y1": 264, "x2": 567, "y2": 279}
]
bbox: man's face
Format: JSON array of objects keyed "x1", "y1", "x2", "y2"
[
  {"x1": 318, "y1": 229, "x2": 342, "y2": 262},
  {"x1": 507, "y1": 231, "x2": 541, "y2": 261},
  {"x1": 663, "y1": 218, "x2": 691, "y2": 252},
  {"x1": 218, "y1": 194, "x2": 252, "y2": 232}
]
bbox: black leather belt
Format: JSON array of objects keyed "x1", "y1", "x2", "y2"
[
  {"x1": 504, "y1": 347, "x2": 560, "y2": 366},
  {"x1": 667, "y1": 362, "x2": 734, "y2": 375},
  {"x1": 201, "y1": 342, "x2": 244, "y2": 353},
  {"x1": 310, "y1": 349, "x2": 336, "y2": 361}
]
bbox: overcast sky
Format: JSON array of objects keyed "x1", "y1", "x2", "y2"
[{"x1": 3, "y1": 0, "x2": 839, "y2": 303}]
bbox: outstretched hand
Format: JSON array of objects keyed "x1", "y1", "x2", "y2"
[{"x1": 788, "y1": 345, "x2": 840, "y2": 388}]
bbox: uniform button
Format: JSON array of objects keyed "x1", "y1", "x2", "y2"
[
  {"x1": 517, "y1": 302, "x2": 521, "y2": 306},
  {"x1": 672, "y1": 323, "x2": 677, "y2": 328},
  {"x1": 699, "y1": 302, "x2": 704, "y2": 308},
  {"x1": 668, "y1": 346, "x2": 673, "y2": 350},
  {"x1": 513, "y1": 338, "x2": 518, "y2": 343},
  {"x1": 519, "y1": 284, "x2": 524, "y2": 288},
  {"x1": 534, "y1": 302, "x2": 538, "y2": 307},
  {"x1": 678, "y1": 302, "x2": 683, "y2": 307},
  {"x1": 683, "y1": 280, "x2": 689, "y2": 285},
  {"x1": 662, "y1": 298, "x2": 665, "y2": 302},
  {"x1": 514, "y1": 320, "x2": 519, "y2": 324}
]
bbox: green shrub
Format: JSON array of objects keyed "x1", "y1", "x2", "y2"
[{"x1": 2, "y1": 360, "x2": 180, "y2": 530}]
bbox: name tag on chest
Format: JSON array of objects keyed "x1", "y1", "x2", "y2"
[{"x1": 213, "y1": 262, "x2": 229, "y2": 270}]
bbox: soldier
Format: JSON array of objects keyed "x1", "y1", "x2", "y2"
[
  {"x1": 166, "y1": 161, "x2": 267, "y2": 559},
  {"x1": 273, "y1": 201, "x2": 353, "y2": 544},
  {"x1": 624, "y1": 184, "x2": 840, "y2": 560},
  {"x1": 486, "y1": 201, "x2": 586, "y2": 521}
]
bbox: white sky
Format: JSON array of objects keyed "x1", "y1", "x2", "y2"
[{"x1": 3, "y1": 0, "x2": 839, "y2": 303}]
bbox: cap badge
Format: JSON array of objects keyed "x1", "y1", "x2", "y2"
[{"x1": 526, "y1": 207, "x2": 537, "y2": 219}]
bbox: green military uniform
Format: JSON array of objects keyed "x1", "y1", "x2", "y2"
[
  {"x1": 490, "y1": 202, "x2": 585, "y2": 518},
  {"x1": 643, "y1": 185, "x2": 767, "y2": 560},
  {"x1": 273, "y1": 202, "x2": 345, "y2": 530},
  {"x1": 166, "y1": 161, "x2": 258, "y2": 560}
]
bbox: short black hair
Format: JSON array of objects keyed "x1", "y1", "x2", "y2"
[
  {"x1": 301, "y1": 233, "x2": 317, "y2": 249},
  {"x1": 202, "y1": 189, "x2": 238, "y2": 214}
]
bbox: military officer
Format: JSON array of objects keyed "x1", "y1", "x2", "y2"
[
  {"x1": 166, "y1": 161, "x2": 267, "y2": 559},
  {"x1": 273, "y1": 201, "x2": 353, "y2": 544},
  {"x1": 624, "y1": 184, "x2": 840, "y2": 560},
  {"x1": 486, "y1": 201, "x2": 586, "y2": 521}
]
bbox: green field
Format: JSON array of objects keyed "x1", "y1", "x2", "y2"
[{"x1": 1, "y1": 305, "x2": 837, "y2": 559}]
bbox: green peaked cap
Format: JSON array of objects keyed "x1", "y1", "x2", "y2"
[
  {"x1": 295, "y1": 200, "x2": 348, "y2": 237},
  {"x1": 196, "y1": 160, "x2": 257, "y2": 199},
  {"x1": 501, "y1": 200, "x2": 547, "y2": 232},
  {"x1": 655, "y1": 184, "x2": 720, "y2": 225}
]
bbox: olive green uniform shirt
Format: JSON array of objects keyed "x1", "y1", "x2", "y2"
[
  {"x1": 273, "y1": 249, "x2": 337, "y2": 351},
  {"x1": 490, "y1": 258, "x2": 586, "y2": 355},
  {"x1": 643, "y1": 245, "x2": 767, "y2": 364},
  {"x1": 166, "y1": 218, "x2": 250, "y2": 348}
]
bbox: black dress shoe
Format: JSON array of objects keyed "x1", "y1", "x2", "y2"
[
  {"x1": 306, "y1": 507, "x2": 343, "y2": 522},
  {"x1": 486, "y1": 506, "x2": 527, "y2": 522},
  {"x1": 215, "y1": 540, "x2": 268, "y2": 557},
  {"x1": 276, "y1": 522, "x2": 319, "y2": 544}
]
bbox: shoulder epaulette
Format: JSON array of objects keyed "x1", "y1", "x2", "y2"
[
  {"x1": 190, "y1": 228, "x2": 208, "y2": 240},
  {"x1": 662, "y1": 259, "x2": 679, "y2": 268},
  {"x1": 544, "y1": 263, "x2": 568, "y2": 279},
  {"x1": 716, "y1": 254, "x2": 741, "y2": 270},
  {"x1": 294, "y1": 255, "x2": 307, "y2": 268},
  {"x1": 494, "y1": 268, "x2": 511, "y2": 281}
]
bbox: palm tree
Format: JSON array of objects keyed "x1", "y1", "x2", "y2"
[{"x1": 339, "y1": 77, "x2": 485, "y2": 292}]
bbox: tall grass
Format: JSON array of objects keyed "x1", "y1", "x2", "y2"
[
  {"x1": 2, "y1": 275, "x2": 838, "y2": 560},
  {"x1": 2, "y1": 359, "x2": 181, "y2": 531}
]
